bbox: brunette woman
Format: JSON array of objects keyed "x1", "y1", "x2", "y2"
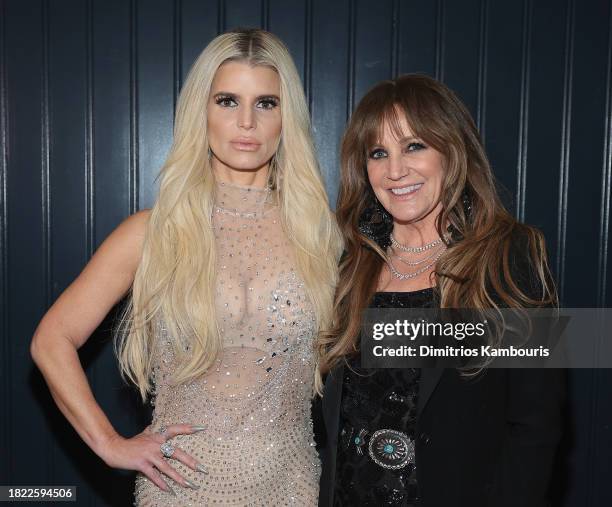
[{"x1": 316, "y1": 74, "x2": 565, "y2": 507}]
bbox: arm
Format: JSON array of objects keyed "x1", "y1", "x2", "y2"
[
  {"x1": 30, "y1": 210, "x2": 203, "y2": 492},
  {"x1": 30, "y1": 210, "x2": 149, "y2": 456}
]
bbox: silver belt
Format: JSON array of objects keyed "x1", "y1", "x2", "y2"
[{"x1": 341, "y1": 425, "x2": 415, "y2": 470}]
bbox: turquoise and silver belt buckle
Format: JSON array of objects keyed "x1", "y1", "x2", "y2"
[{"x1": 367, "y1": 428, "x2": 415, "y2": 470}]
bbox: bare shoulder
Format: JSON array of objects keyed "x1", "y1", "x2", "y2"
[
  {"x1": 31, "y1": 208, "x2": 154, "y2": 350},
  {"x1": 71, "y1": 206, "x2": 154, "y2": 305},
  {"x1": 119, "y1": 208, "x2": 152, "y2": 238},
  {"x1": 97, "y1": 208, "x2": 152, "y2": 265}
]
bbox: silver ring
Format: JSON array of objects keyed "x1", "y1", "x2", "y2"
[
  {"x1": 160, "y1": 441, "x2": 175, "y2": 458},
  {"x1": 158, "y1": 425, "x2": 168, "y2": 438}
]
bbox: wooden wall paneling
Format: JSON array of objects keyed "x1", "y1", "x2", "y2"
[
  {"x1": 603, "y1": 3, "x2": 612, "y2": 310},
  {"x1": 397, "y1": 0, "x2": 438, "y2": 77},
  {"x1": 441, "y1": 0, "x2": 482, "y2": 118},
  {"x1": 268, "y1": 0, "x2": 307, "y2": 86},
  {"x1": 223, "y1": 0, "x2": 264, "y2": 30},
  {"x1": 564, "y1": 0, "x2": 609, "y2": 309},
  {"x1": 309, "y1": 0, "x2": 351, "y2": 205},
  {"x1": 181, "y1": 0, "x2": 221, "y2": 87},
  {"x1": 46, "y1": 0, "x2": 93, "y2": 501},
  {"x1": 352, "y1": 0, "x2": 394, "y2": 104},
  {"x1": 90, "y1": 0, "x2": 145, "y2": 503},
  {"x1": 482, "y1": 0, "x2": 524, "y2": 218},
  {"x1": 138, "y1": 0, "x2": 175, "y2": 209},
  {"x1": 524, "y1": 0, "x2": 567, "y2": 284},
  {"x1": 4, "y1": 0, "x2": 49, "y2": 487},
  {"x1": 562, "y1": 2, "x2": 612, "y2": 507},
  {"x1": 0, "y1": 0, "x2": 10, "y2": 487}
]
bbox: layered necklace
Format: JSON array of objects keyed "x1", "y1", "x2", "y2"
[{"x1": 386, "y1": 233, "x2": 447, "y2": 280}]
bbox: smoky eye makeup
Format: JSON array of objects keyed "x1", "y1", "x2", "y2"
[
  {"x1": 368, "y1": 147, "x2": 387, "y2": 160},
  {"x1": 256, "y1": 96, "x2": 280, "y2": 109},
  {"x1": 212, "y1": 93, "x2": 279, "y2": 110},
  {"x1": 214, "y1": 94, "x2": 237, "y2": 107},
  {"x1": 404, "y1": 141, "x2": 427, "y2": 152},
  {"x1": 367, "y1": 140, "x2": 427, "y2": 159}
]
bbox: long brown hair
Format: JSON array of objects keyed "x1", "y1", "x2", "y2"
[{"x1": 316, "y1": 74, "x2": 557, "y2": 389}]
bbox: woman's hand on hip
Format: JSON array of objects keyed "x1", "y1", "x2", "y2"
[{"x1": 100, "y1": 423, "x2": 207, "y2": 493}]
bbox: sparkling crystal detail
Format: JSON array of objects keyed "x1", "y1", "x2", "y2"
[{"x1": 133, "y1": 181, "x2": 320, "y2": 505}]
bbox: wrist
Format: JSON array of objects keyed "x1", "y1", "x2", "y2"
[{"x1": 93, "y1": 430, "x2": 123, "y2": 464}]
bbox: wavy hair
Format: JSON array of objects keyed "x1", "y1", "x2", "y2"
[
  {"x1": 316, "y1": 74, "x2": 557, "y2": 391},
  {"x1": 115, "y1": 28, "x2": 342, "y2": 401}
]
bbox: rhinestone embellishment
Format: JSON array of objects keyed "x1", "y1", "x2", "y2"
[
  {"x1": 133, "y1": 182, "x2": 321, "y2": 505},
  {"x1": 354, "y1": 428, "x2": 368, "y2": 456}
]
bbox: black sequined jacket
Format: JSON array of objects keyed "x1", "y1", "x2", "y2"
[{"x1": 315, "y1": 232, "x2": 566, "y2": 507}]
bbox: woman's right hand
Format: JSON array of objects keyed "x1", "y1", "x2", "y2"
[{"x1": 100, "y1": 423, "x2": 206, "y2": 493}]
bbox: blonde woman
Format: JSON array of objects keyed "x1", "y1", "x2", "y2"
[{"x1": 30, "y1": 28, "x2": 342, "y2": 505}]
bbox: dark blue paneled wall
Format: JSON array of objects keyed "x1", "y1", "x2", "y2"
[{"x1": 1, "y1": 0, "x2": 610, "y2": 505}]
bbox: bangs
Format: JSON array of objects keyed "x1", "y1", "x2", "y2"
[
  {"x1": 363, "y1": 102, "x2": 417, "y2": 148},
  {"x1": 348, "y1": 76, "x2": 452, "y2": 165}
]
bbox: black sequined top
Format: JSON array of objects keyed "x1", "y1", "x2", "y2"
[{"x1": 333, "y1": 288, "x2": 435, "y2": 507}]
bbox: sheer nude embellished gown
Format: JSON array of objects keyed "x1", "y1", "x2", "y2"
[{"x1": 133, "y1": 182, "x2": 320, "y2": 505}]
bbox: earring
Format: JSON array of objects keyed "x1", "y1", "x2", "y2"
[
  {"x1": 461, "y1": 187, "x2": 473, "y2": 221},
  {"x1": 358, "y1": 194, "x2": 393, "y2": 249},
  {"x1": 446, "y1": 187, "x2": 473, "y2": 243}
]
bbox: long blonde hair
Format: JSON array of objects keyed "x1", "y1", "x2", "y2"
[
  {"x1": 316, "y1": 74, "x2": 557, "y2": 391},
  {"x1": 115, "y1": 28, "x2": 343, "y2": 402}
]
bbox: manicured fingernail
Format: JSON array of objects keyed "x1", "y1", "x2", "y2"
[
  {"x1": 191, "y1": 425, "x2": 206, "y2": 432},
  {"x1": 184, "y1": 479, "x2": 199, "y2": 490},
  {"x1": 196, "y1": 463, "x2": 208, "y2": 474}
]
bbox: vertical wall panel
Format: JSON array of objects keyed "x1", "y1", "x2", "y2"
[
  {"x1": 564, "y1": 0, "x2": 609, "y2": 308},
  {"x1": 522, "y1": 24, "x2": 581, "y2": 504},
  {"x1": 181, "y1": 0, "x2": 220, "y2": 85},
  {"x1": 268, "y1": 0, "x2": 307, "y2": 85},
  {"x1": 0, "y1": 0, "x2": 9, "y2": 487},
  {"x1": 397, "y1": 0, "x2": 438, "y2": 76},
  {"x1": 441, "y1": 0, "x2": 481, "y2": 117},
  {"x1": 482, "y1": 0, "x2": 525, "y2": 214},
  {"x1": 352, "y1": 0, "x2": 393, "y2": 104},
  {"x1": 309, "y1": 0, "x2": 350, "y2": 203},
  {"x1": 91, "y1": 0, "x2": 145, "y2": 504},
  {"x1": 563, "y1": 2, "x2": 612, "y2": 507},
  {"x1": 47, "y1": 0, "x2": 92, "y2": 500},
  {"x1": 5, "y1": 0, "x2": 49, "y2": 486},
  {"x1": 605, "y1": 5, "x2": 612, "y2": 310},
  {"x1": 602, "y1": 4, "x2": 612, "y2": 312},
  {"x1": 224, "y1": 0, "x2": 263, "y2": 30},
  {"x1": 524, "y1": 0, "x2": 566, "y2": 279},
  {"x1": 138, "y1": 0, "x2": 175, "y2": 208},
  {"x1": 92, "y1": 0, "x2": 132, "y2": 242}
]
